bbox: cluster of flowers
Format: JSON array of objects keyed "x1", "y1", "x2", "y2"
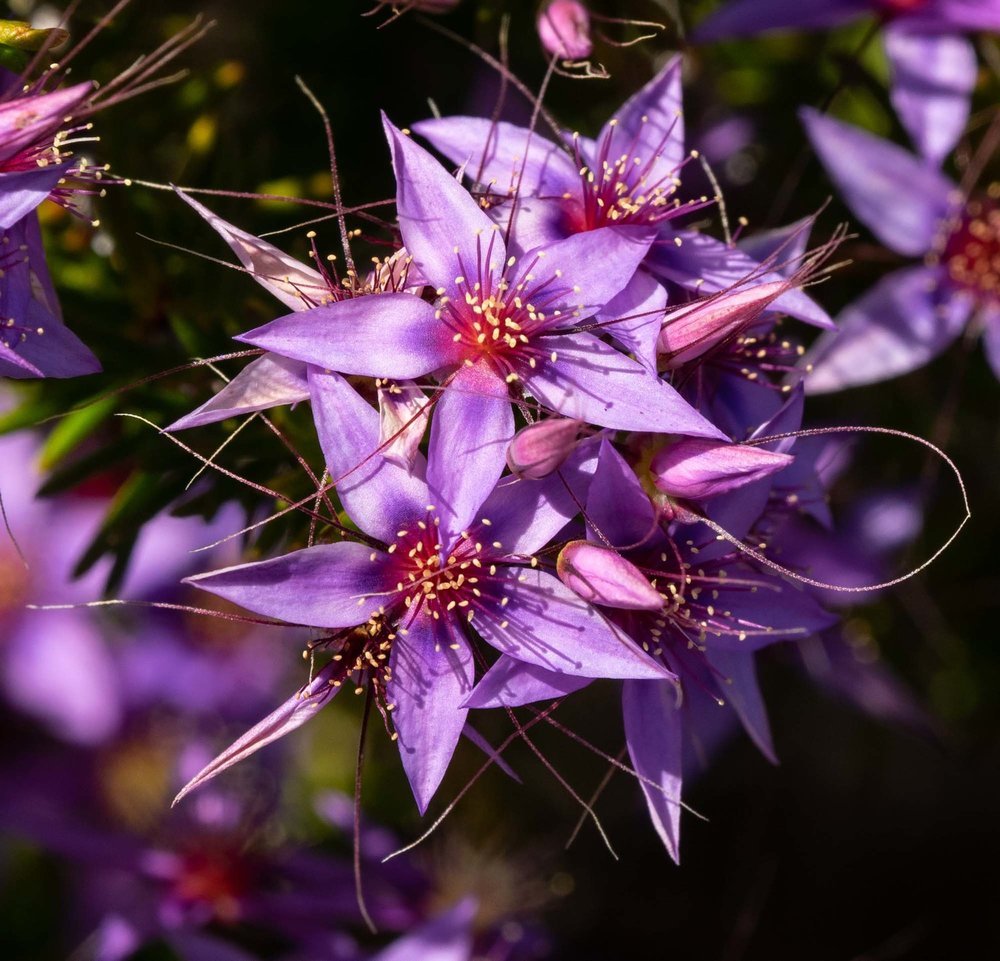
[
  {"x1": 3, "y1": 0, "x2": 993, "y2": 955},
  {"x1": 163, "y1": 53, "x2": 871, "y2": 864}
]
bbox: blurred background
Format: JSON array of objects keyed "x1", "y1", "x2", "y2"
[{"x1": 1, "y1": 1, "x2": 999, "y2": 958}]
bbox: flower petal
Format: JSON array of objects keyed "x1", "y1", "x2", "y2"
[
  {"x1": 0, "y1": 163, "x2": 69, "y2": 230},
  {"x1": 384, "y1": 114, "x2": 504, "y2": 302},
  {"x1": 168, "y1": 354, "x2": 311, "y2": 431},
  {"x1": 623, "y1": 679, "x2": 683, "y2": 862},
  {"x1": 586, "y1": 437, "x2": 658, "y2": 548},
  {"x1": 594, "y1": 268, "x2": 666, "y2": 372},
  {"x1": 0, "y1": 81, "x2": 93, "y2": 165},
  {"x1": 172, "y1": 661, "x2": 344, "y2": 805},
  {"x1": 309, "y1": 368, "x2": 430, "y2": 542},
  {"x1": 464, "y1": 655, "x2": 592, "y2": 708},
  {"x1": 238, "y1": 292, "x2": 462, "y2": 379},
  {"x1": 474, "y1": 567, "x2": 671, "y2": 679},
  {"x1": 177, "y1": 191, "x2": 328, "y2": 310},
  {"x1": 651, "y1": 437, "x2": 793, "y2": 501},
  {"x1": 185, "y1": 542, "x2": 393, "y2": 628},
  {"x1": 801, "y1": 108, "x2": 957, "y2": 257},
  {"x1": 704, "y1": 649, "x2": 776, "y2": 762},
  {"x1": 603, "y1": 53, "x2": 685, "y2": 182},
  {"x1": 412, "y1": 115, "x2": 577, "y2": 197},
  {"x1": 804, "y1": 267, "x2": 971, "y2": 393},
  {"x1": 388, "y1": 613, "x2": 474, "y2": 813},
  {"x1": 428, "y1": 362, "x2": 513, "y2": 554},
  {"x1": 885, "y1": 28, "x2": 976, "y2": 167},
  {"x1": 524, "y1": 332, "x2": 726, "y2": 438}
]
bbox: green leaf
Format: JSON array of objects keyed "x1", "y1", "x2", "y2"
[
  {"x1": 38, "y1": 396, "x2": 117, "y2": 471},
  {"x1": 0, "y1": 21, "x2": 69, "y2": 52}
]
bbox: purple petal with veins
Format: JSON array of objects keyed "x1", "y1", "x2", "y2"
[
  {"x1": 623, "y1": 679, "x2": 684, "y2": 862},
  {"x1": 309, "y1": 368, "x2": 430, "y2": 542},
  {"x1": 384, "y1": 114, "x2": 503, "y2": 303},
  {"x1": 464, "y1": 655, "x2": 592, "y2": 708},
  {"x1": 238, "y1": 292, "x2": 463, "y2": 379},
  {"x1": 185, "y1": 542, "x2": 393, "y2": 628},
  {"x1": 704, "y1": 648, "x2": 776, "y2": 762},
  {"x1": 388, "y1": 614, "x2": 474, "y2": 813},
  {"x1": 473, "y1": 567, "x2": 671, "y2": 679},
  {"x1": 524, "y1": 331, "x2": 726, "y2": 438},
  {"x1": 173, "y1": 660, "x2": 345, "y2": 805},
  {"x1": 177, "y1": 191, "x2": 329, "y2": 310},
  {"x1": 168, "y1": 354, "x2": 310, "y2": 431}
]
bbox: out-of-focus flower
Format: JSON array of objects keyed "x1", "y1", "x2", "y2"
[
  {"x1": 537, "y1": 1, "x2": 593, "y2": 60},
  {"x1": 693, "y1": 0, "x2": 998, "y2": 165},
  {"x1": 799, "y1": 110, "x2": 999, "y2": 390}
]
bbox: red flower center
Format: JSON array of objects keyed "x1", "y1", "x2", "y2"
[{"x1": 941, "y1": 197, "x2": 1000, "y2": 305}]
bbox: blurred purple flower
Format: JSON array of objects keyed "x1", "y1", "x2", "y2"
[
  {"x1": 693, "y1": 0, "x2": 996, "y2": 165},
  {"x1": 799, "y1": 110, "x2": 999, "y2": 390}
]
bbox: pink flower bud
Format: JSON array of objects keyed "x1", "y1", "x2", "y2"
[
  {"x1": 557, "y1": 540, "x2": 663, "y2": 611},
  {"x1": 506, "y1": 417, "x2": 583, "y2": 479},
  {"x1": 657, "y1": 280, "x2": 789, "y2": 370},
  {"x1": 650, "y1": 437, "x2": 793, "y2": 501},
  {"x1": 537, "y1": 0, "x2": 593, "y2": 60}
]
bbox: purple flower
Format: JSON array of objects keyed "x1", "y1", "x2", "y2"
[
  {"x1": 799, "y1": 110, "x2": 999, "y2": 390},
  {"x1": 693, "y1": 0, "x2": 996, "y2": 165},
  {"x1": 237, "y1": 116, "x2": 724, "y2": 545},
  {"x1": 178, "y1": 374, "x2": 670, "y2": 814},
  {"x1": 412, "y1": 56, "x2": 832, "y2": 341}
]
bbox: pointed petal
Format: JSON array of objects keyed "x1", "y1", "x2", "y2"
[
  {"x1": 173, "y1": 660, "x2": 344, "y2": 804},
  {"x1": 651, "y1": 437, "x2": 793, "y2": 500},
  {"x1": 525, "y1": 332, "x2": 726, "y2": 438},
  {"x1": 692, "y1": 0, "x2": 869, "y2": 41},
  {"x1": 388, "y1": 614, "x2": 474, "y2": 813},
  {"x1": 623, "y1": 679, "x2": 683, "y2": 862},
  {"x1": 384, "y1": 114, "x2": 504, "y2": 301},
  {"x1": 586, "y1": 437, "x2": 658, "y2": 548},
  {"x1": 412, "y1": 116, "x2": 577, "y2": 197},
  {"x1": 885, "y1": 29, "x2": 976, "y2": 167},
  {"x1": 185, "y1": 542, "x2": 393, "y2": 628},
  {"x1": 605, "y1": 53, "x2": 685, "y2": 181},
  {"x1": 373, "y1": 899, "x2": 477, "y2": 961},
  {"x1": 428, "y1": 362, "x2": 513, "y2": 554},
  {"x1": 704, "y1": 649, "x2": 776, "y2": 762},
  {"x1": 481, "y1": 436, "x2": 600, "y2": 556},
  {"x1": 464, "y1": 655, "x2": 592, "y2": 708},
  {"x1": 238, "y1": 292, "x2": 462, "y2": 378},
  {"x1": 649, "y1": 231, "x2": 833, "y2": 328},
  {"x1": 594, "y1": 268, "x2": 666, "y2": 371},
  {"x1": 805, "y1": 267, "x2": 971, "y2": 393},
  {"x1": 801, "y1": 108, "x2": 957, "y2": 257},
  {"x1": 0, "y1": 163, "x2": 69, "y2": 229},
  {"x1": 177, "y1": 191, "x2": 328, "y2": 310},
  {"x1": 461, "y1": 724, "x2": 521, "y2": 781},
  {"x1": 309, "y1": 368, "x2": 430, "y2": 542},
  {"x1": 168, "y1": 354, "x2": 310, "y2": 430},
  {"x1": 474, "y1": 567, "x2": 671, "y2": 679}
]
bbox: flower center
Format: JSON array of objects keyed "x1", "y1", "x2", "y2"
[
  {"x1": 0, "y1": 547, "x2": 31, "y2": 614},
  {"x1": 940, "y1": 198, "x2": 1000, "y2": 305},
  {"x1": 567, "y1": 120, "x2": 706, "y2": 232},
  {"x1": 173, "y1": 847, "x2": 252, "y2": 924},
  {"x1": 877, "y1": 0, "x2": 929, "y2": 14}
]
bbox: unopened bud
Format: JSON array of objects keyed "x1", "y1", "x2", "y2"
[
  {"x1": 507, "y1": 417, "x2": 583, "y2": 479},
  {"x1": 651, "y1": 437, "x2": 793, "y2": 501},
  {"x1": 0, "y1": 21, "x2": 69, "y2": 52},
  {"x1": 557, "y1": 540, "x2": 663, "y2": 611},
  {"x1": 658, "y1": 280, "x2": 788, "y2": 369},
  {"x1": 537, "y1": 0, "x2": 593, "y2": 60}
]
